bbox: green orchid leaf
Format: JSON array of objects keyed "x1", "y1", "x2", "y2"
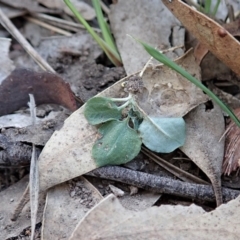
[
  {"x1": 84, "y1": 97, "x2": 122, "y2": 125},
  {"x1": 128, "y1": 108, "x2": 143, "y2": 130},
  {"x1": 138, "y1": 116, "x2": 186, "y2": 153},
  {"x1": 92, "y1": 119, "x2": 142, "y2": 166}
]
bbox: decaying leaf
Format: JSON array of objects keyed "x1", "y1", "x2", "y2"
[
  {"x1": 180, "y1": 103, "x2": 225, "y2": 206},
  {"x1": 0, "y1": 175, "x2": 45, "y2": 239},
  {"x1": 133, "y1": 50, "x2": 208, "y2": 117},
  {"x1": 69, "y1": 193, "x2": 240, "y2": 240},
  {"x1": 162, "y1": 0, "x2": 240, "y2": 77},
  {"x1": 42, "y1": 177, "x2": 103, "y2": 240},
  {"x1": 109, "y1": 0, "x2": 184, "y2": 75},
  {"x1": 38, "y1": 50, "x2": 207, "y2": 193},
  {"x1": 0, "y1": 68, "x2": 77, "y2": 116},
  {"x1": 223, "y1": 108, "x2": 240, "y2": 175}
]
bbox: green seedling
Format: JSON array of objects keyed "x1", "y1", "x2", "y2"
[
  {"x1": 64, "y1": 0, "x2": 122, "y2": 66},
  {"x1": 135, "y1": 39, "x2": 240, "y2": 128},
  {"x1": 84, "y1": 94, "x2": 186, "y2": 166}
]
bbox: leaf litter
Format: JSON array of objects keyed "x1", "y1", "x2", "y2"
[
  {"x1": 70, "y1": 193, "x2": 240, "y2": 240},
  {"x1": 37, "y1": 49, "x2": 207, "y2": 193},
  {"x1": 2, "y1": 0, "x2": 240, "y2": 238},
  {"x1": 109, "y1": 0, "x2": 185, "y2": 75}
]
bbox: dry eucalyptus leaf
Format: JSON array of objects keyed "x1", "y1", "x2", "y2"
[
  {"x1": 42, "y1": 177, "x2": 103, "y2": 240},
  {"x1": 69, "y1": 194, "x2": 207, "y2": 240},
  {"x1": 38, "y1": 51, "x2": 208, "y2": 193},
  {"x1": 0, "y1": 111, "x2": 62, "y2": 129},
  {"x1": 109, "y1": 0, "x2": 184, "y2": 75},
  {"x1": 0, "y1": 68, "x2": 77, "y2": 116},
  {"x1": 37, "y1": 0, "x2": 95, "y2": 20},
  {"x1": 0, "y1": 38, "x2": 15, "y2": 83},
  {"x1": 0, "y1": 175, "x2": 45, "y2": 239},
  {"x1": 162, "y1": 0, "x2": 240, "y2": 77},
  {"x1": 70, "y1": 194, "x2": 240, "y2": 239},
  {"x1": 134, "y1": 50, "x2": 208, "y2": 117},
  {"x1": 180, "y1": 103, "x2": 225, "y2": 206}
]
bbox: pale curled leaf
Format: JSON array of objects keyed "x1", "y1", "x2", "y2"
[
  {"x1": 180, "y1": 103, "x2": 225, "y2": 206},
  {"x1": 70, "y1": 194, "x2": 240, "y2": 240},
  {"x1": 42, "y1": 177, "x2": 103, "y2": 240},
  {"x1": 93, "y1": 119, "x2": 141, "y2": 166},
  {"x1": 84, "y1": 97, "x2": 122, "y2": 125},
  {"x1": 139, "y1": 116, "x2": 185, "y2": 153},
  {"x1": 109, "y1": 0, "x2": 184, "y2": 75}
]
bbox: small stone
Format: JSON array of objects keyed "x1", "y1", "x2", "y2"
[
  {"x1": 109, "y1": 184, "x2": 125, "y2": 197},
  {"x1": 70, "y1": 191, "x2": 75, "y2": 197}
]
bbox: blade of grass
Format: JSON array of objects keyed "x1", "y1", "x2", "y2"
[
  {"x1": 92, "y1": 0, "x2": 118, "y2": 53},
  {"x1": 204, "y1": 0, "x2": 211, "y2": 14},
  {"x1": 64, "y1": 0, "x2": 122, "y2": 66},
  {"x1": 212, "y1": 0, "x2": 221, "y2": 16},
  {"x1": 136, "y1": 39, "x2": 240, "y2": 128}
]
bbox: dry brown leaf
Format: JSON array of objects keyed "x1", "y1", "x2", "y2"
[
  {"x1": 0, "y1": 68, "x2": 77, "y2": 116},
  {"x1": 223, "y1": 108, "x2": 240, "y2": 175},
  {"x1": 162, "y1": 0, "x2": 240, "y2": 77},
  {"x1": 42, "y1": 177, "x2": 103, "y2": 239},
  {"x1": 193, "y1": 42, "x2": 209, "y2": 65},
  {"x1": 180, "y1": 103, "x2": 225, "y2": 206},
  {"x1": 109, "y1": 0, "x2": 184, "y2": 75},
  {"x1": 38, "y1": 50, "x2": 208, "y2": 193},
  {"x1": 70, "y1": 194, "x2": 240, "y2": 239}
]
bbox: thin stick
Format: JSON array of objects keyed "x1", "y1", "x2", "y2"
[
  {"x1": 0, "y1": 8, "x2": 55, "y2": 72},
  {"x1": 28, "y1": 94, "x2": 39, "y2": 240},
  {"x1": 11, "y1": 184, "x2": 30, "y2": 221},
  {"x1": 86, "y1": 166, "x2": 240, "y2": 203},
  {"x1": 100, "y1": 0, "x2": 110, "y2": 15},
  {"x1": 33, "y1": 13, "x2": 101, "y2": 33},
  {"x1": 141, "y1": 147, "x2": 209, "y2": 185},
  {"x1": 25, "y1": 16, "x2": 72, "y2": 36}
]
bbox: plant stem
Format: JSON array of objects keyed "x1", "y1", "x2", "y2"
[{"x1": 109, "y1": 94, "x2": 132, "y2": 103}]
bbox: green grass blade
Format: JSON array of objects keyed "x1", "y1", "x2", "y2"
[
  {"x1": 212, "y1": 0, "x2": 221, "y2": 16},
  {"x1": 92, "y1": 0, "x2": 118, "y2": 53},
  {"x1": 136, "y1": 39, "x2": 240, "y2": 128},
  {"x1": 64, "y1": 0, "x2": 122, "y2": 66},
  {"x1": 204, "y1": 0, "x2": 211, "y2": 14}
]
